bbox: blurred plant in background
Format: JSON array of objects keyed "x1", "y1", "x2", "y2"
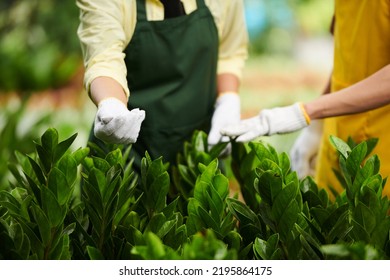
[
  {"x1": 0, "y1": 0, "x2": 89, "y2": 191},
  {"x1": 0, "y1": 0, "x2": 81, "y2": 92},
  {"x1": 245, "y1": 0, "x2": 334, "y2": 55}
]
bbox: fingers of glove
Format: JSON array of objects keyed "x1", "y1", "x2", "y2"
[
  {"x1": 209, "y1": 94, "x2": 241, "y2": 145},
  {"x1": 289, "y1": 124, "x2": 322, "y2": 178},
  {"x1": 113, "y1": 109, "x2": 145, "y2": 144},
  {"x1": 220, "y1": 116, "x2": 260, "y2": 137},
  {"x1": 290, "y1": 142, "x2": 317, "y2": 178},
  {"x1": 208, "y1": 126, "x2": 223, "y2": 146},
  {"x1": 262, "y1": 103, "x2": 308, "y2": 135},
  {"x1": 291, "y1": 156, "x2": 311, "y2": 178},
  {"x1": 235, "y1": 130, "x2": 262, "y2": 142},
  {"x1": 123, "y1": 109, "x2": 145, "y2": 143},
  {"x1": 94, "y1": 115, "x2": 126, "y2": 143},
  {"x1": 94, "y1": 109, "x2": 145, "y2": 144},
  {"x1": 233, "y1": 117, "x2": 270, "y2": 142},
  {"x1": 210, "y1": 110, "x2": 240, "y2": 139}
]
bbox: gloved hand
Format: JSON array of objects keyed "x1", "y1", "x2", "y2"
[
  {"x1": 94, "y1": 97, "x2": 145, "y2": 144},
  {"x1": 208, "y1": 92, "x2": 241, "y2": 155},
  {"x1": 289, "y1": 119, "x2": 323, "y2": 179},
  {"x1": 221, "y1": 102, "x2": 310, "y2": 142}
]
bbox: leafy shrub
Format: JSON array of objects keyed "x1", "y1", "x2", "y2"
[{"x1": 0, "y1": 128, "x2": 389, "y2": 260}]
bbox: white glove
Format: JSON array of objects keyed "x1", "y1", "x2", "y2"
[
  {"x1": 221, "y1": 102, "x2": 309, "y2": 142},
  {"x1": 289, "y1": 120, "x2": 323, "y2": 178},
  {"x1": 94, "y1": 97, "x2": 145, "y2": 144},
  {"x1": 208, "y1": 93, "x2": 241, "y2": 146}
]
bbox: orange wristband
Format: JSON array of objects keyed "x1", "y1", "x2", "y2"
[{"x1": 299, "y1": 102, "x2": 311, "y2": 125}]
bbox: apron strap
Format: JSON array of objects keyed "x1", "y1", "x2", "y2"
[
  {"x1": 136, "y1": 0, "x2": 206, "y2": 21},
  {"x1": 136, "y1": 0, "x2": 147, "y2": 21},
  {"x1": 196, "y1": 0, "x2": 206, "y2": 8}
]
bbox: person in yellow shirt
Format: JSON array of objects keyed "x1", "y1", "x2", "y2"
[
  {"x1": 76, "y1": 0, "x2": 248, "y2": 170},
  {"x1": 221, "y1": 0, "x2": 390, "y2": 197}
]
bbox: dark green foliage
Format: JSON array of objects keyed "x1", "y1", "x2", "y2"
[
  {"x1": 0, "y1": 0, "x2": 81, "y2": 91},
  {"x1": 1, "y1": 129, "x2": 389, "y2": 260},
  {"x1": 0, "y1": 128, "x2": 85, "y2": 259}
]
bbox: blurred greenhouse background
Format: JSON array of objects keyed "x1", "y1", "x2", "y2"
[{"x1": 0, "y1": 0, "x2": 334, "y2": 189}]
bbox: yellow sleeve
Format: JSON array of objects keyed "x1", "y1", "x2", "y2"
[
  {"x1": 76, "y1": 0, "x2": 135, "y2": 98},
  {"x1": 216, "y1": 0, "x2": 249, "y2": 81}
]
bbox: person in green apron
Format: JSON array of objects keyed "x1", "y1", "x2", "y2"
[{"x1": 77, "y1": 0, "x2": 248, "y2": 172}]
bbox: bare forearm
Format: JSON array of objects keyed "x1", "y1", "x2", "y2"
[
  {"x1": 90, "y1": 76, "x2": 128, "y2": 106},
  {"x1": 304, "y1": 65, "x2": 390, "y2": 119},
  {"x1": 217, "y1": 73, "x2": 240, "y2": 96}
]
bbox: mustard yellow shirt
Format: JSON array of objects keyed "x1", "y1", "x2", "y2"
[{"x1": 77, "y1": 0, "x2": 249, "y2": 97}]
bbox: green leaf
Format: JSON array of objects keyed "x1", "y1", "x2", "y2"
[
  {"x1": 144, "y1": 232, "x2": 166, "y2": 259},
  {"x1": 276, "y1": 200, "x2": 299, "y2": 241},
  {"x1": 186, "y1": 199, "x2": 203, "y2": 235},
  {"x1": 24, "y1": 173, "x2": 42, "y2": 205},
  {"x1": 41, "y1": 128, "x2": 59, "y2": 155},
  {"x1": 62, "y1": 223, "x2": 76, "y2": 236},
  {"x1": 329, "y1": 135, "x2": 352, "y2": 159},
  {"x1": 87, "y1": 246, "x2": 105, "y2": 260},
  {"x1": 102, "y1": 167, "x2": 121, "y2": 205},
  {"x1": 54, "y1": 133, "x2": 78, "y2": 163},
  {"x1": 30, "y1": 204, "x2": 51, "y2": 247},
  {"x1": 27, "y1": 155, "x2": 46, "y2": 185},
  {"x1": 57, "y1": 154, "x2": 78, "y2": 188},
  {"x1": 162, "y1": 197, "x2": 179, "y2": 219},
  {"x1": 149, "y1": 172, "x2": 170, "y2": 213},
  {"x1": 353, "y1": 202, "x2": 376, "y2": 235},
  {"x1": 36, "y1": 144, "x2": 51, "y2": 174},
  {"x1": 194, "y1": 131, "x2": 207, "y2": 153},
  {"x1": 72, "y1": 147, "x2": 90, "y2": 165},
  {"x1": 256, "y1": 170, "x2": 283, "y2": 205},
  {"x1": 350, "y1": 220, "x2": 370, "y2": 243},
  {"x1": 249, "y1": 141, "x2": 274, "y2": 162},
  {"x1": 156, "y1": 220, "x2": 177, "y2": 239},
  {"x1": 299, "y1": 234, "x2": 321, "y2": 260},
  {"x1": 226, "y1": 198, "x2": 260, "y2": 226},
  {"x1": 223, "y1": 231, "x2": 242, "y2": 251},
  {"x1": 105, "y1": 148, "x2": 122, "y2": 166},
  {"x1": 194, "y1": 181, "x2": 210, "y2": 209},
  {"x1": 92, "y1": 156, "x2": 111, "y2": 174},
  {"x1": 365, "y1": 138, "x2": 379, "y2": 156},
  {"x1": 371, "y1": 218, "x2": 390, "y2": 248},
  {"x1": 328, "y1": 211, "x2": 351, "y2": 243},
  {"x1": 82, "y1": 181, "x2": 104, "y2": 218},
  {"x1": 199, "y1": 160, "x2": 219, "y2": 185},
  {"x1": 48, "y1": 167, "x2": 70, "y2": 205},
  {"x1": 178, "y1": 164, "x2": 196, "y2": 187},
  {"x1": 238, "y1": 150, "x2": 260, "y2": 178},
  {"x1": 253, "y1": 234, "x2": 280, "y2": 260},
  {"x1": 212, "y1": 174, "x2": 229, "y2": 201},
  {"x1": 272, "y1": 182, "x2": 299, "y2": 222},
  {"x1": 205, "y1": 189, "x2": 222, "y2": 224},
  {"x1": 346, "y1": 142, "x2": 367, "y2": 176},
  {"x1": 278, "y1": 152, "x2": 291, "y2": 176},
  {"x1": 198, "y1": 205, "x2": 219, "y2": 232},
  {"x1": 0, "y1": 191, "x2": 22, "y2": 215},
  {"x1": 41, "y1": 187, "x2": 64, "y2": 227}
]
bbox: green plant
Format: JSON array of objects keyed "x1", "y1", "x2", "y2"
[
  {"x1": 229, "y1": 136, "x2": 390, "y2": 260},
  {"x1": 0, "y1": 0, "x2": 81, "y2": 92},
  {"x1": 1, "y1": 128, "x2": 389, "y2": 260},
  {"x1": 0, "y1": 128, "x2": 88, "y2": 259},
  {"x1": 0, "y1": 98, "x2": 52, "y2": 190}
]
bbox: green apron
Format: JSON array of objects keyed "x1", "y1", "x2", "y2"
[{"x1": 124, "y1": 0, "x2": 219, "y2": 170}]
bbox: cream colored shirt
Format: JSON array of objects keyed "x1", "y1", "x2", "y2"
[{"x1": 77, "y1": 0, "x2": 249, "y2": 97}]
